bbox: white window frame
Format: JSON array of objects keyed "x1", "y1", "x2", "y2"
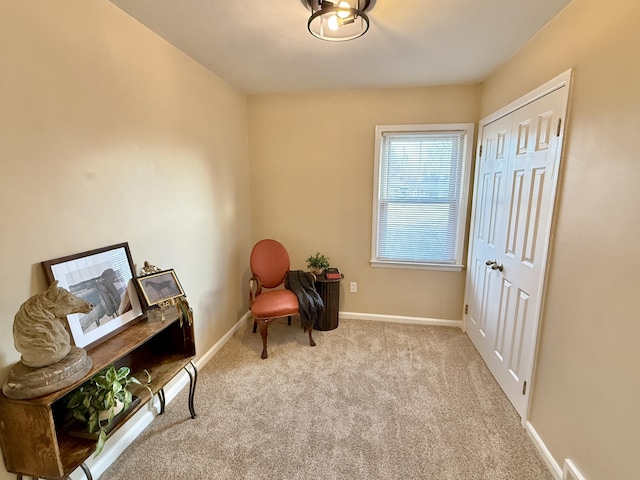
[{"x1": 371, "y1": 123, "x2": 475, "y2": 272}]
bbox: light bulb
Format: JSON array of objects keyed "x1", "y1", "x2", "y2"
[
  {"x1": 327, "y1": 14, "x2": 339, "y2": 30},
  {"x1": 337, "y1": 1, "x2": 351, "y2": 19}
]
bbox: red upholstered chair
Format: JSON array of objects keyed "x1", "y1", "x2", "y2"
[{"x1": 249, "y1": 239, "x2": 316, "y2": 359}]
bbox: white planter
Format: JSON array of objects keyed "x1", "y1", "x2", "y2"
[{"x1": 98, "y1": 399, "x2": 124, "y2": 423}]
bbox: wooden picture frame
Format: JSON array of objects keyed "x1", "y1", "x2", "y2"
[
  {"x1": 41, "y1": 242, "x2": 143, "y2": 350},
  {"x1": 136, "y1": 269, "x2": 185, "y2": 308}
]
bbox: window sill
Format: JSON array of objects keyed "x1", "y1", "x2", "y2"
[{"x1": 370, "y1": 260, "x2": 464, "y2": 272}]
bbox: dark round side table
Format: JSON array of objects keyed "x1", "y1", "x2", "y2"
[{"x1": 314, "y1": 272, "x2": 343, "y2": 331}]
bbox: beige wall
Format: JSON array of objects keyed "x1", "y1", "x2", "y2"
[
  {"x1": 3, "y1": 0, "x2": 637, "y2": 478},
  {"x1": 248, "y1": 86, "x2": 480, "y2": 320},
  {"x1": 0, "y1": 2, "x2": 251, "y2": 477},
  {"x1": 482, "y1": 0, "x2": 640, "y2": 478}
]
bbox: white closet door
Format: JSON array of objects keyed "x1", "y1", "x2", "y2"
[{"x1": 465, "y1": 71, "x2": 571, "y2": 418}]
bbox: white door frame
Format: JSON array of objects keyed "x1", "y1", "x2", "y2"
[{"x1": 463, "y1": 69, "x2": 573, "y2": 424}]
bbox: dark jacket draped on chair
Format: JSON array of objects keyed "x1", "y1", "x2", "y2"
[{"x1": 285, "y1": 270, "x2": 324, "y2": 331}]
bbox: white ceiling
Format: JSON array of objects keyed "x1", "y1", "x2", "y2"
[{"x1": 109, "y1": 0, "x2": 572, "y2": 94}]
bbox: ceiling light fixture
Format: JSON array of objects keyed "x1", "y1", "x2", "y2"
[{"x1": 303, "y1": 0, "x2": 373, "y2": 42}]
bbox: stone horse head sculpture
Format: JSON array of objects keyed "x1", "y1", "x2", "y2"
[{"x1": 13, "y1": 281, "x2": 93, "y2": 368}]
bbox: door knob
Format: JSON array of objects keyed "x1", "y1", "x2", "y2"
[{"x1": 485, "y1": 259, "x2": 504, "y2": 272}]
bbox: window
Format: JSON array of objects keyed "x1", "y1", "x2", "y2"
[{"x1": 371, "y1": 123, "x2": 474, "y2": 271}]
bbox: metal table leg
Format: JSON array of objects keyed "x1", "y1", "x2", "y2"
[
  {"x1": 79, "y1": 462, "x2": 93, "y2": 480},
  {"x1": 157, "y1": 387, "x2": 166, "y2": 414},
  {"x1": 184, "y1": 361, "x2": 198, "y2": 419}
]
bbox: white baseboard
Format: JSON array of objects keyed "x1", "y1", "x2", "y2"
[
  {"x1": 339, "y1": 311, "x2": 463, "y2": 329},
  {"x1": 525, "y1": 420, "x2": 563, "y2": 480},
  {"x1": 562, "y1": 459, "x2": 587, "y2": 480}
]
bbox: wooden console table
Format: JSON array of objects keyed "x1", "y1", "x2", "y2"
[{"x1": 0, "y1": 307, "x2": 196, "y2": 480}]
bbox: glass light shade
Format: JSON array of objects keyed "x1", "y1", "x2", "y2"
[
  {"x1": 306, "y1": 0, "x2": 371, "y2": 42},
  {"x1": 328, "y1": 14, "x2": 340, "y2": 30}
]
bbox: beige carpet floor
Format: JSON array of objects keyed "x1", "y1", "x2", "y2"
[{"x1": 99, "y1": 318, "x2": 552, "y2": 480}]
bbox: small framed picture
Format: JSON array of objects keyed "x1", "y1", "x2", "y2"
[
  {"x1": 136, "y1": 269, "x2": 185, "y2": 308},
  {"x1": 41, "y1": 242, "x2": 143, "y2": 350}
]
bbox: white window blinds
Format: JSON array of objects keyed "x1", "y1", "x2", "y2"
[{"x1": 372, "y1": 124, "x2": 474, "y2": 270}]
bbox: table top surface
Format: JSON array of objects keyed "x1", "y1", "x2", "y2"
[{"x1": 314, "y1": 272, "x2": 344, "y2": 283}]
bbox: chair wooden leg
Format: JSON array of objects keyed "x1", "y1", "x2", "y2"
[
  {"x1": 308, "y1": 325, "x2": 316, "y2": 347},
  {"x1": 288, "y1": 315, "x2": 291, "y2": 326},
  {"x1": 258, "y1": 319, "x2": 271, "y2": 359},
  {"x1": 254, "y1": 316, "x2": 311, "y2": 359}
]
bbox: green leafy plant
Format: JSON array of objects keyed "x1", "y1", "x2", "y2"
[
  {"x1": 306, "y1": 252, "x2": 330, "y2": 270},
  {"x1": 66, "y1": 365, "x2": 150, "y2": 456}
]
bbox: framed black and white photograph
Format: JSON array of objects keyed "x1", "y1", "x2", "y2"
[
  {"x1": 136, "y1": 269, "x2": 185, "y2": 308},
  {"x1": 41, "y1": 242, "x2": 143, "y2": 350}
]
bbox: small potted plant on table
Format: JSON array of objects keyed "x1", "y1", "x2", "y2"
[
  {"x1": 66, "y1": 364, "x2": 150, "y2": 456},
  {"x1": 306, "y1": 252, "x2": 330, "y2": 276}
]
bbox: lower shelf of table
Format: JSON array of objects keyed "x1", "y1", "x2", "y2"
[{"x1": 54, "y1": 355, "x2": 194, "y2": 476}]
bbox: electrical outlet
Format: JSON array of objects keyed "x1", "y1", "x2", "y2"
[{"x1": 350, "y1": 282, "x2": 357, "y2": 293}]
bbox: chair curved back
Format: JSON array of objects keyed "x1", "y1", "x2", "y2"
[{"x1": 250, "y1": 239, "x2": 290, "y2": 289}]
